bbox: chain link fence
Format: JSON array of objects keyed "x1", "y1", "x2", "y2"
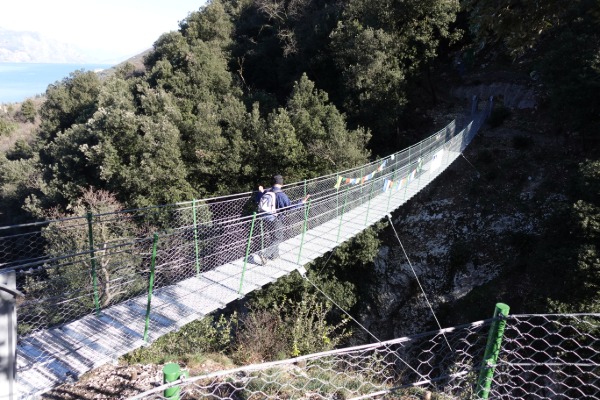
[{"x1": 129, "y1": 312, "x2": 599, "y2": 400}]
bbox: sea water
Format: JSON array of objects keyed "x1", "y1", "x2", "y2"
[{"x1": 0, "y1": 63, "x2": 113, "y2": 104}]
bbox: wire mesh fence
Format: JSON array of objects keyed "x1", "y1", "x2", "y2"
[
  {"x1": 130, "y1": 313, "x2": 600, "y2": 400},
  {"x1": 4, "y1": 99, "x2": 493, "y2": 399},
  {"x1": 1, "y1": 98, "x2": 491, "y2": 341}
]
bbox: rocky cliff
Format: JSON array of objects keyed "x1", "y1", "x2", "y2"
[{"x1": 357, "y1": 82, "x2": 567, "y2": 339}]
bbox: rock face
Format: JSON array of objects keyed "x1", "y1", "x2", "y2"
[
  {"x1": 358, "y1": 97, "x2": 566, "y2": 339},
  {"x1": 0, "y1": 28, "x2": 87, "y2": 63}
]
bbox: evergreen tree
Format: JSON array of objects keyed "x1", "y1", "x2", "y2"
[{"x1": 329, "y1": 0, "x2": 460, "y2": 154}]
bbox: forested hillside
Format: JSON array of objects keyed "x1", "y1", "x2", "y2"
[{"x1": 1, "y1": 0, "x2": 599, "y2": 389}]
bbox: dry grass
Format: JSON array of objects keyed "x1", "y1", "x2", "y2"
[{"x1": 0, "y1": 97, "x2": 43, "y2": 153}]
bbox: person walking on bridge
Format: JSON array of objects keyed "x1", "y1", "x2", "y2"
[{"x1": 256, "y1": 174, "x2": 310, "y2": 265}]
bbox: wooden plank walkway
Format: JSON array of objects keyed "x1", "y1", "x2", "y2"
[{"x1": 16, "y1": 148, "x2": 463, "y2": 398}]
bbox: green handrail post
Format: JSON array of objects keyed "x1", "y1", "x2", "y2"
[
  {"x1": 192, "y1": 199, "x2": 201, "y2": 277},
  {"x1": 143, "y1": 233, "x2": 159, "y2": 342},
  {"x1": 360, "y1": 167, "x2": 364, "y2": 193},
  {"x1": 476, "y1": 302, "x2": 510, "y2": 399},
  {"x1": 86, "y1": 211, "x2": 100, "y2": 316},
  {"x1": 297, "y1": 199, "x2": 311, "y2": 264},
  {"x1": 304, "y1": 179, "x2": 307, "y2": 197},
  {"x1": 364, "y1": 178, "x2": 376, "y2": 227},
  {"x1": 239, "y1": 212, "x2": 257, "y2": 294},
  {"x1": 260, "y1": 219, "x2": 265, "y2": 253},
  {"x1": 416, "y1": 140, "x2": 423, "y2": 191},
  {"x1": 336, "y1": 187, "x2": 350, "y2": 243},
  {"x1": 403, "y1": 145, "x2": 412, "y2": 202},
  {"x1": 163, "y1": 363, "x2": 188, "y2": 400},
  {"x1": 335, "y1": 174, "x2": 340, "y2": 218},
  {"x1": 386, "y1": 168, "x2": 397, "y2": 212}
]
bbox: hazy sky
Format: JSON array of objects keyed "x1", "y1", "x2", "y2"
[{"x1": 0, "y1": 0, "x2": 207, "y2": 63}]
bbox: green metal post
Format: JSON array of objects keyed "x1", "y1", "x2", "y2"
[
  {"x1": 336, "y1": 187, "x2": 350, "y2": 243},
  {"x1": 239, "y1": 213, "x2": 257, "y2": 294},
  {"x1": 143, "y1": 233, "x2": 159, "y2": 342},
  {"x1": 297, "y1": 199, "x2": 311, "y2": 264},
  {"x1": 477, "y1": 303, "x2": 510, "y2": 399},
  {"x1": 386, "y1": 168, "x2": 397, "y2": 212},
  {"x1": 360, "y1": 167, "x2": 364, "y2": 194},
  {"x1": 336, "y1": 174, "x2": 340, "y2": 218},
  {"x1": 192, "y1": 199, "x2": 201, "y2": 277},
  {"x1": 364, "y1": 178, "x2": 376, "y2": 227},
  {"x1": 304, "y1": 179, "x2": 307, "y2": 197},
  {"x1": 403, "y1": 146, "x2": 412, "y2": 202},
  {"x1": 163, "y1": 363, "x2": 188, "y2": 400},
  {"x1": 416, "y1": 141, "x2": 423, "y2": 192},
  {"x1": 260, "y1": 219, "x2": 265, "y2": 252},
  {"x1": 86, "y1": 211, "x2": 100, "y2": 316}
]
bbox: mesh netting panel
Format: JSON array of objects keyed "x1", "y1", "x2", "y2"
[
  {"x1": 491, "y1": 314, "x2": 600, "y2": 399},
  {"x1": 132, "y1": 314, "x2": 600, "y2": 400},
  {"x1": 133, "y1": 318, "x2": 493, "y2": 399}
]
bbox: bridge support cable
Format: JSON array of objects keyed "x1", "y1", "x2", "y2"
[
  {"x1": 386, "y1": 214, "x2": 453, "y2": 351},
  {"x1": 300, "y1": 270, "x2": 426, "y2": 381}
]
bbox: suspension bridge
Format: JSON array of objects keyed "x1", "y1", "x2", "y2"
[{"x1": 1, "y1": 99, "x2": 494, "y2": 398}]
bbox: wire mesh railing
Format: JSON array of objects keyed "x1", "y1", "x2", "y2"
[
  {"x1": 128, "y1": 311, "x2": 599, "y2": 400},
  {"x1": 1, "y1": 98, "x2": 492, "y2": 344}
]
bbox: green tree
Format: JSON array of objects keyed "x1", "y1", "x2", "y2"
[
  {"x1": 145, "y1": 3, "x2": 257, "y2": 195},
  {"x1": 0, "y1": 153, "x2": 40, "y2": 225},
  {"x1": 22, "y1": 188, "x2": 149, "y2": 330},
  {"x1": 286, "y1": 73, "x2": 371, "y2": 176},
  {"x1": 19, "y1": 99, "x2": 37, "y2": 123},
  {"x1": 0, "y1": 115, "x2": 16, "y2": 137},
  {"x1": 37, "y1": 75, "x2": 195, "y2": 210},
  {"x1": 256, "y1": 107, "x2": 306, "y2": 181},
  {"x1": 463, "y1": 0, "x2": 566, "y2": 59},
  {"x1": 330, "y1": 0, "x2": 461, "y2": 153},
  {"x1": 39, "y1": 70, "x2": 101, "y2": 142}
]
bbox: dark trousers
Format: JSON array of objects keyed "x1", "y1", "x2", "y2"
[{"x1": 261, "y1": 217, "x2": 283, "y2": 259}]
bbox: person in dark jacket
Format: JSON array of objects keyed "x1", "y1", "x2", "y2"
[{"x1": 256, "y1": 174, "x2": 310, "y2": 264}]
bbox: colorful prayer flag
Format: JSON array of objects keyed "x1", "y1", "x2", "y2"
[
  {"x1": 382, "y1": 179, "x2": 392, "y2": 192},
  {"x1": 334, "y1": 176, "x2": 343, "y2": 189}
]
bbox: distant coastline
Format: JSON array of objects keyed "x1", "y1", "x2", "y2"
[{"x1": 0, "y1": 62, "x2": 113, "y2": 103}]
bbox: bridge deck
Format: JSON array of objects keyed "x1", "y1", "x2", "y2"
[{"x1": 16, "y1": 149, "x2": 463, "y2": 398}]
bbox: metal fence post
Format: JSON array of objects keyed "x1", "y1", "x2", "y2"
[
  {"x1": 364, "y1": 178, "x2": 376, "y2": 227},
  {"x1": 86, "y1": 211, "x2": 100, "y2": 316},
  {"x1": 239, "y1": 213, "x2": 257, "y2": 294},
  {"x1": 477, "y1": 302, "x2": 510, "y2": 399},
  {"x1": 337, "y1": 187, "x2": 350, "y2": 243},
  {"x1": 163, "y1": 363, "x2": 188, "y2": 400},
  {"x1": 143, "y1": 233, "x2": 159, "y2": 342},
  {"x1": 297, "y1": 199, "x2": 311, "y2": 264},
  {"x1": 192, "y1": 199, "x2": 201, "y2": 277},
  {"x1": 1, "y1": 271, "x2": 22, "y2": 400}
]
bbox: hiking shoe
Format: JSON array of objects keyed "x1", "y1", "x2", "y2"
[{"x1": 258, "y1": 253, "x2": 268, "y2": 265}]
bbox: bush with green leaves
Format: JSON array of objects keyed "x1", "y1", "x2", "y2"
[
  {"x1": 0, "y1": 115, "x2": 16, "y2": 136},
  {"x1": 123, "y1": 312, "x2": 237, "y2": 364},
  {"x1": 234, "y1": 292, "x2": 351, "y2": 363},
  {"x1": 19, "y1": 99, "x2": 37, "y2": 123}
]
